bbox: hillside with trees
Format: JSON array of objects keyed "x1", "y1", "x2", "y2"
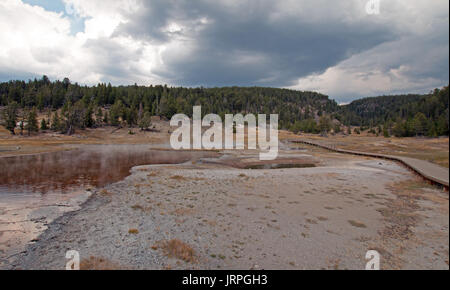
[
  {"x1": 0, "y1": 76, "x2": 338, "y2": 135},
  {"x1": 338, "y1": 86, "x2": 449, "y2": 137},
  {"x1": 0, "y1": 76, "x2": 448, "y2": 138}
]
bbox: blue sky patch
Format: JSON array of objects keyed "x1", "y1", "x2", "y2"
[{"x1": 23, "y1": 0, "x2": 85, "y2": 34}]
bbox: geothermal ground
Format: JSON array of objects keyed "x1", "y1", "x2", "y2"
[
  {"x1": 5, "y1": 145, "x2": 449, "y2": 270},
  {"x1": 0, "y1": 121, "x2": 448, "y2": 270}
]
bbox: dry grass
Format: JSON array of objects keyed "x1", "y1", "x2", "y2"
[
  {"x1": 0, "y1": 125, "x2": 10, "y2": 136},
  {"x1": 392, "y1": 179, "x2": 434, "y2": 191},
  {"x1": 99, "y1": 189, "x2": 112, "y2": 196},
  {"x1": 80, "y1": 256, "x2": 123, "y2": 270},
  {"x1": 134, "y1": 183, "x2": 151, "y2": 189},
  {"x1": 0, "y1": 119, "x2": 171, "y2": 157},
  {"x1": 131, "y1": 204, "x2": 144, "y2": 210},
  {"x1": 170, "y1": 207, "x2": 195, "y2": 216},
  {"x1": 324, "y1": 173, "x2": 341, "y2": 178},
  {"x1": 205, "y1": 219, "x2": 217, "y2": 227},
  {"x1": 348, "y1": 220, "x2": 367, "y2": 228},
  {"x1": 298, "y1": 134, "x2": 449, "y2": 168},
  {"x1": 170, "y1": 175, "x2": 187, "y2": 181},
  {"x1": 154, "y1": 239, "x2": 196, "y2": 263},
  {"x1": 369, "y1": 178, "x2": 437, "y2": 269},
  {"x1": 131, "y1": 204, "x2": 152, "y2": 212},
  {"x1": 128, "y1": 228, "x2": 139, "y2": 234}
]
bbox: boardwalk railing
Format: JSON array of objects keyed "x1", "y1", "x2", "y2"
[{"x1": 290, "y1": 139, "x2": 449, "y2": 191}]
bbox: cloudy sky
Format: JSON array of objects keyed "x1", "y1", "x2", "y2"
[{"x1": 0, "y1": 0, "x2": 448, "y2": 103}]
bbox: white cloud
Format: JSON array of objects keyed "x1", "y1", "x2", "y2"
[
  {"x1": 0, "y1": 0, "x2": 448, "y2": 103},
  {"x1": 63, "y1": 0, "x2": 142, "y2": 39},
  {"x1": 0, "y1": 0, "x2": 165, "y2": 85},
  {"x1": 289, "y1": 0, "x2": 449, "y2": 101}
]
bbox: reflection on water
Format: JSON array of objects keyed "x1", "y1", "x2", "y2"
[
  {"x1": 0, "y1": 145, "x2": 215, "y2": 194},
  {"x1": 0, "y1": 145, "x2": 219, "y2": 268}
]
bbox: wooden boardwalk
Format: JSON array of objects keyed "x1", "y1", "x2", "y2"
[{"x1": 290, "y1": 139, "x2": 449, "y2": 190}]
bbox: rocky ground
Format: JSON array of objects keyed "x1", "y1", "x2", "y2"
[{"x1": 8, "y1": 148, "x2": 449, "y2": 270}]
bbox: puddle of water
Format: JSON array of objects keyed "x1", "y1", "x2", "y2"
[
  {"x1": 0, "y1": 145, "x2": 216, "y2": 195},
  {"x1": 0, "y1": 145, "x2": 217, "y2": 268}
]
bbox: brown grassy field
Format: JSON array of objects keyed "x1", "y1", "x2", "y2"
[
  {"x1": 282, "y1": 131, "x2": 449, "y2": 168},
  {"x1": 79, "y1": 256, "x2": 124, "y2": 270},
  {"x1": 1, "y1": 121, "x2": 448, "y2": 168},
  {"x1": 0, "y1": 118, "x2": 171, "y2": 157}
]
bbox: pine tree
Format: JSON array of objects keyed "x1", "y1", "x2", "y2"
[
  {"x1": 333, "y1": 123, "x2": 341, "y2": 134},
  {"x1": 103, "y1": 111, "x2": 109, "y2": 124},
  {"x1": 40, "y1": 118, "x2": 48, "y2": 131},
  {"x1": 109, "y1": 99, "x2": 124, "y2": 126},
  {"x1": 318, "y1": 115, "x2": 331, "y2": 134},
  {"x1": 383, "y1": 125, "x2": 390, "y2": 138},
  {"x1": 427, "y1": 121, "x2": 438, "y2": 137},
  {"x1": 1, "y1": 101, "x2": 18, "y2": 135},
  {"x1": 96, "y1": 107, "x2": 103, "y2": 126},
  {"x1": 51, "y1": 111, "x2": 61, "y2": 132},
  {"x1": 25, "y1": 107, "x2": 39, "y2": 136},
  {"x1": 83, "y1": 104, "x2": 94, "y2": 128},
  {"x1": 436, "y1": 114, "x2": 449, "y2": 136},
  {"x1": 138, "y1": 112, "x2": 152, "y2": 130},
  {"x1": 412, "y1": 112, "x2": 428, "y2": 136}
]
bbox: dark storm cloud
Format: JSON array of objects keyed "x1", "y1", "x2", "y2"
[
  {"x1": 115, "y1": 0, "x2": 398, "y2": 87},
  {"x1": 84, "y1": 38, "x2": 143, "y2": 79},
  {"x1": 2, "y1": 0, "x2": 447, "y2": 100}
]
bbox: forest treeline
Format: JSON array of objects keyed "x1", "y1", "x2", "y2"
[
  {"x1": 339, "y1": 87, "x2": 449, "y2": 137},
  {"x1": 0, "y1": 76, "x2": 448, "y2": 137}
]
